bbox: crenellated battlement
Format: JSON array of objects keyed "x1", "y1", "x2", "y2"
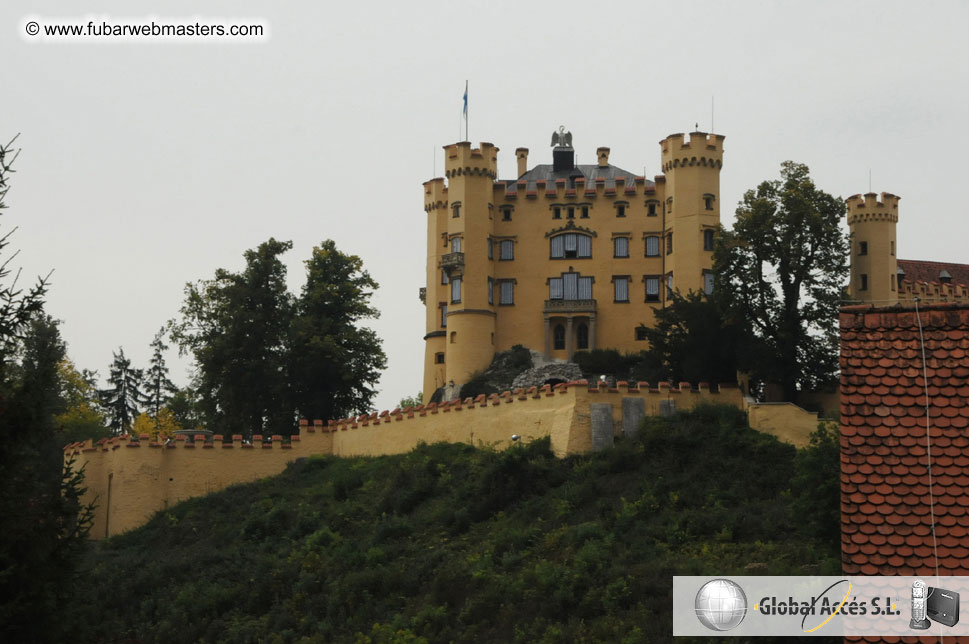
[
  {"x1": 423, "y1": 177, "x2": 448, "y2": 212},
  {"x1": 67, "y1": 380, "x2": 743, "y2": 539},
  {"x1": 845, "y1": 192, "x2": 900, "y2": 224},
  {"x1": 444, "y1": 141, "x2": 498, "y2": 180},
  {"x1": 660, "y1": 131, "x2": 725, "y2": 172},
  {"x1": 501, "y1": 175, "x2": 654, "y2": 202}
]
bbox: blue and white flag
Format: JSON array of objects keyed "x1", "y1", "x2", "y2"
[{"x1": 462, "y1": 81, "x2": 468, "y2": 118}]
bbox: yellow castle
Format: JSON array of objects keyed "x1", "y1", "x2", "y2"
[
  {"x1": 844, "y1": 192, "x2": 969, "y2": 306},
  {"x1": 421, "y1": 129, "x2": 724, "y2": 399}
]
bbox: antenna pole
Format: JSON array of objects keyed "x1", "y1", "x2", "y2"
[{"x1": 711, "y1": 95, "x2": 715, "y2": 133}]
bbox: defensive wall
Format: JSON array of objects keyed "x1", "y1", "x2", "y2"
[{"x1": 66, "y1": 379, "x2": 827, "y2": 539}]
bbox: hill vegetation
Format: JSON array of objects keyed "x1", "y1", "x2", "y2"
[{"x1": 67, "y1": 405, "x2": 840, "y2": 643}]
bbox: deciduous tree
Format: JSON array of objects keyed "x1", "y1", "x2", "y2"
[{"x1": 714, "y1": 161, "x2": 847, "y2": 401}]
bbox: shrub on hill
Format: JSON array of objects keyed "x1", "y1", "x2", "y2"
[{"x1": 68, "y1": 405, "x2": 840, "y2": 644}]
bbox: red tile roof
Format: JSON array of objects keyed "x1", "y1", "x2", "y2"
[
  {"x1": 897, "y1": 259, "x2": 969, "y2": 287},
  {"x1": 840, "y1": 303, "x2": 969, "y2": 578}
]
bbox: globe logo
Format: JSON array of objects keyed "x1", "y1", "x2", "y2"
[{"x1": 695, "y1": 579, "x2": 748, "y2": 631}]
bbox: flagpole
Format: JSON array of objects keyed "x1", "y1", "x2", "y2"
[{"x1": 464, "y1": 80, "x2": 469, "y2": 142}]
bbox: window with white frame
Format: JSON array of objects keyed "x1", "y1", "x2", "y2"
[
  {"x1": 550, "y1": 233, "x2": 592, "y2": 259},
  {"x1": 488, "y1": 277, "x2": 494, "y2": 305},
  {"x1": 450, "y1": 237, "x2": 462, "y2": 253},
  {"x1": 440, "y1": 304, "x2": 447, "y2": 327},
  {"x1": 645, "y1": 235, "x2": 660, "y2": 257},
  {"x1": 549, "y1": 272, "x2": 593, "y2": 300},
  {"x1": 703, "y1": 271, "x2": 714, "y2": 295}
]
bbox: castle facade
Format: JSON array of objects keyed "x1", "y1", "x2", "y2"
[{"x1": 421, "y1": 131, "x2": 724, "y2": 399}]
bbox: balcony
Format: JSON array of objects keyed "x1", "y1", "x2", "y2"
[
  {"x1": 544, "y1": 299, "x2": 597, "y2": 314},
  {"x1": 440, "y1": 252, "x2": 465, "y2": 277}
]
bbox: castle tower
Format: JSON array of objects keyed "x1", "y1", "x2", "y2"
[
  {"x1": 659, "y1": 131, "x2": 724, "y2": 296},
  {"x1": 844, "y1": 192, "x2": 899, "y2": 305},
  {"x1": 421, "y1": 142, "x2": 498, "y2": 401}
]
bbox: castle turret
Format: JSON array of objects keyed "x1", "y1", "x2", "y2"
[
  {"x1": 421, "y1": 141, "x2": 498, "y2": 399},
  {"x1": 845, "y1": 192, "x2": 899, "y2": 305},
  {"x1": 659, "y1": 131, "x2": 724, "y2": 296}
]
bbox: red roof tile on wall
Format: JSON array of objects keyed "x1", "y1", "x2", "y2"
[
  {"x1": 840, "y1": 303, "x2": 969, "y2": 577},
  {"x1": 897, "y1": 259, "x2": 969, "y2": 288}
]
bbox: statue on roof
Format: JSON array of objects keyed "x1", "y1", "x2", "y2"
[{"x1": 550, "y1": 125, "x2": 572, "y2": 148}]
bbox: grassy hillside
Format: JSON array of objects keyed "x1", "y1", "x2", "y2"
[{"x1": 68, "y1": 405, "x2": 840, "y2": 643}]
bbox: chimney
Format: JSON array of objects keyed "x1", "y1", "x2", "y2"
[
  {"x1": 597, "y1": 147, "x2": 610, "y2": 167},
  {"x1": 515, "y1": 148, "x2": 528, "y2": 178}
]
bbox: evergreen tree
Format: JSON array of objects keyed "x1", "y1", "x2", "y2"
[
  {"x1": 0, "y1": 136, "x2": 94, "y2": 642},
  {"x1": 144, "y1": 327, "x2": 177, "y2": 418},
  {"x1": 99, "y1": 347, "x2": 147, "y2": 434}
]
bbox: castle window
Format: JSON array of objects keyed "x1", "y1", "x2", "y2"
[
  {"x1": 487, "y1": 239, "x2": 493, "y2": 260},
  {"x1": 549, "y1": 272, "x2": 593, "y2": 300},
  {"x1": 488, "y1": 277, "x2": 494, "y2": 305},
  {"x1": 450, "y1": 237, "x2": 462, "y2": 253},
  {"x1": 435, "y1": 352, "x2": 445, "y2": 364},
  {"x1": 859, "y1": 274, "x2": 868, "y2": 291},
  {"x1": 550, "y1": 233, "x2": 592, "y2": 259},
  {"x1": 441, "y1": 270, "x2": 449, "y2": 285},
  {"x1": 644, "y1": 276, "x2": 660, "y2": 302},
  {"x1": 440, "y1": 304, "x2": 447, "y2": 327},
  {"x1": 613, "y1": 276, "x2": 630, "y2": 303},
  {"x1": 667, "y1": 197, "x2": 673, "y2": 212},
  {"x1": 890, "y1": 274, "x2": 896, "y2": 292},
  {"x1": 500, "y1": 240, "x2": 514, "y2": 261},
  {"x1": 452, "y1": 203, "x2": 461, "y2": 218},
  {"x1": 450, "y1": 278, "x2": 461, "y2": 303},
  {"x1": 501, "y1": 207, "x2": 513, "y2": 221},
  {"x1": 553, "y1": 207, "x2": 561, "y2": 219},
  {"x1": 614, "y1": 237, "x2": 629, "y2": 258},
  {"x1": 859, "y1": 241, "x2": 868, "y2": 256},
  {"x1": 666, "y1": 272, "x2": 674, "y2": 298},
  {"x1": 645, "y1": 236, "x2": 660, "y2": 257},
  {"x1": 635, "y1": 326, "x2": 648, "y2": 341},
  {"x1": 581, "y1": 206, "x2": 589, "y2": 219},
  {"x1": 703, "y1": 194, "x2": 715, "y2": 210},
  {"x1": 499, "y1": 281, "x2": 515, "y2": 305},
  {"x1": 577, "y1": 323, "x2": 589, "y2": 350},
  {"x1": 450, "y1": 332, "x2": 456, "y2": 344},
  {"x1": 891, "y1": 241, "x2": 895, "y2": 256},
  {"x1": 553, "y1": 324, "x2": 565, "y2": 350},
  {"x1": 703, "y1": 271, "x2": 714, "y2": 295},
  {"x1": 666, "y1": 232, "x2": 673, "y2": 255},
  {"x1": 647, "y1": 201, "x2": 658, "y2": 217},
  {"x1": 616, "y1": 204, "x2": 626, "y2": 218},
  {"x1": 703, "y1": 229, "x2": 715, "y2": 251},
  {"x1": 567, "y1": 207, "x2": 575, "y2": 219}
]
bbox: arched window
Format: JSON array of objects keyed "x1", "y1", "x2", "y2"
[
  {"x1": 553, "y1": 324, "x2": 565, "y2": 350},
  {"x1": 577, "y1": 323, "x2": 589, "y2": 350}
]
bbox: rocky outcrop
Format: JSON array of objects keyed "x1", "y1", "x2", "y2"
[{"x1": 511, "y1": 362, "x2": 584, "y2": 390}]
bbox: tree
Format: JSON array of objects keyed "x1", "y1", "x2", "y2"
[
  {"x1": 54, "y1": 359, "x2": 111, "y2": 443},
  {"x1": 714, "y1": 161, "x2": 847, "y2": 401},
  {"x1": 289, "y1": 240, "x2": 386, "y2": 422},
  {"x1": 0, "y1": 135, "x2": 94, "y2": 642},
  {"x1": 144, "y1": 327, "x2": 178, "y2": 418},
  {"x1": 99, "y1": 347, "x2": 147, "y2": 434},
  {"x1": 171, "y1": 238, "x2": 295, "y2": 436},
  {"x1": 132, "y1": 408, "x2": 179, "y2": 440},
  {"x1": 398, "y1": 392, "x2": 422, "y2": 409},
  {"x1": 635, "y1": 291, "x2": 747, "y2": 386},
  {"x1": 167, "y1": 384, "x2": 202, "y2": 430}
]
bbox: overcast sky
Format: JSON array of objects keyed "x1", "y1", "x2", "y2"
[{"x1": 3, "y1": 0, "x2": 967, "y2": 415}]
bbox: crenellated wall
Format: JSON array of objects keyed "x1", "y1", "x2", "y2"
[{"x1": 66, "y1": 380, "x2": 743, "y2": 539}]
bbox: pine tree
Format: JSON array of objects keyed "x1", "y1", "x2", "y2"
[
  {"x1": 99, "y1": 347, "x2": 147, "y2": 435},
  {"x1": 144, "y1": 327, "x2": 177, "y2": 419}
]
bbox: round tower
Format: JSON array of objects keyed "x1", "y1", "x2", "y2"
[
  {"x1": 659, "y1": 131, "x2": 724, "y2": 296},
  {"x1": 422, "y1": 177, "x2": 448, "y2": 401},
  {"x1": 440, "y1": 141, "x2": 498, "y2": 392},
  {"x1": 844, "y1": 192, "x2": 899, "y2": 305}
]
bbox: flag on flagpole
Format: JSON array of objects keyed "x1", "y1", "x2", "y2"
[{"x1": 463, "y1": 81, "x2": 468, "y2": 119}]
